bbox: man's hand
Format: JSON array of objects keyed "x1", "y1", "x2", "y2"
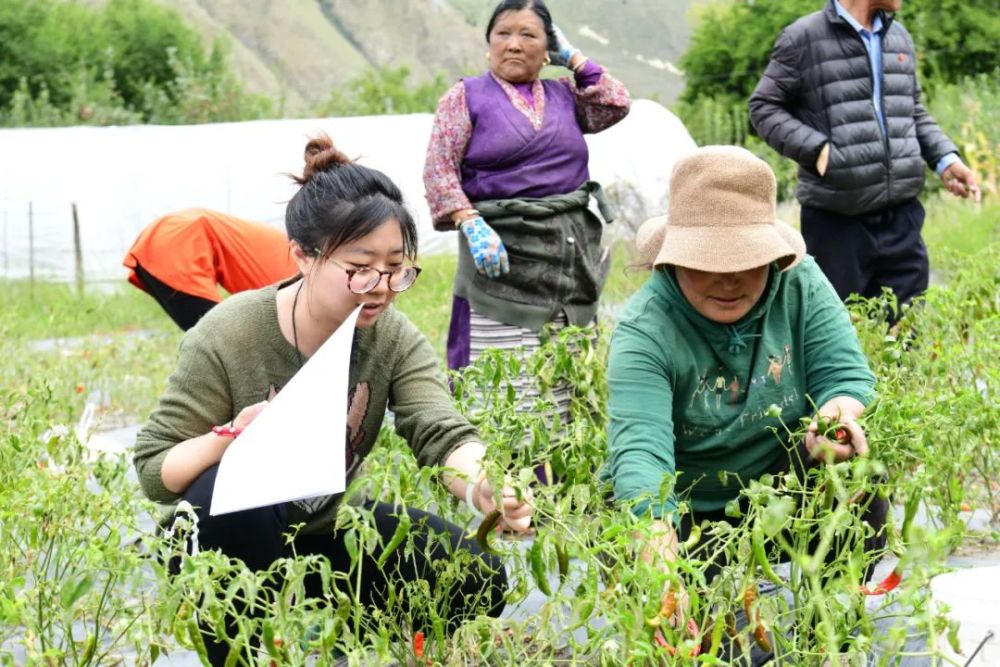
[
  {"x1": 816, "y1": 143, "x2": 830, "y2": 176},
  {"x1": 941, "y1": 161, "x2": 981, "y2": 203}
]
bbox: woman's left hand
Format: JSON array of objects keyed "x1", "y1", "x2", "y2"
[
  {"x1": 548, "y1": 24, "x2": 581, "y2": 68},
  {"x1": 805, "y1": 416, "x2": 868, "y2": 462},
  {"x1": 474, "y1": 478, "x2": 533, "y2": 533}
]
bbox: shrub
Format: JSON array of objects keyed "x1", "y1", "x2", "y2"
[{"x1": 0, "y1": 0, "x2": 270, "y2": 127}]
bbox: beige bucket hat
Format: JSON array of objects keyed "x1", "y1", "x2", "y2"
[{"x1": 637, "y1": 145, "x2": 805, "y2": 272}]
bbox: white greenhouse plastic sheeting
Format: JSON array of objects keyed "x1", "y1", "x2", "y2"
[
  {"x1": 930, "y1": 566, "x2": 1000, "y2": 665},
  {"x1": 0, "y1": 99, "x2": 695, "y2": 284}
]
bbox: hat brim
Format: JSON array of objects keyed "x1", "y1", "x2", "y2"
[{"x1": 637, "y1": 215, "x2": 805, "y2": 273}]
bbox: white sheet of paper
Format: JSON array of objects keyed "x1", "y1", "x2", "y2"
[{"x1": 210, "y1": 306, "x2": 361, "y2": 516}]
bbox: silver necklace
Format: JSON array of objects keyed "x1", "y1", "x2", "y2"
[{"x1": 291, "y1": 280, "x2": 305, "y2": 369}]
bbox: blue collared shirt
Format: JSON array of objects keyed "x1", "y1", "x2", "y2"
[{"x1": 833, "y1": 0, "x2": 957, "y2": 175}]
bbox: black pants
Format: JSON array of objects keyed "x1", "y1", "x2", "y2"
[
  {"x1": 174, "y1": 465, "x2": 508, "y2": 665},
  {"x1": 133, "y1": 264, "x2": 217, "y2": 331},
  {"x1": 800, "y1": 198, "x2": 928, "y2": 308}
]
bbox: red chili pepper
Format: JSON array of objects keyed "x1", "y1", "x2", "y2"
[
  {"x1": 752, "y1": 623, "x2": 772, "y2": 653},
  {"x1": 860, "y1": 569, "x2": 902, "y2": 596},
  {"x1": 413, "y1": 631, "x2": 425, "y2": 658},
  {"x1": 744, "y1": 585, "x2": 772, "y2": 652},
  {"x1": 653, "y1": 619, "x2": 702, "y2": 658},
  {"x1": 743, "y1": 586, "x2": 757, "y2": 616},
  {"x1": 660, "y1": 591, "x2": 676, "y2": 619},
  {"x1": 816, "y1": 415, "x2": 851, "y2": 444}
]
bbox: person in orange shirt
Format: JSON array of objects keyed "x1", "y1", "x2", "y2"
[{"x1": 123, "y1": 209, "x2": 298, "y2": 330}]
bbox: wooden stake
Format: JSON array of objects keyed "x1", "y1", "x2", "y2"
[
  {"x1": 72, "y1": 202, "x2": 84, "y2": 296},
  {"x1": 28, "y1": 201, "x2": 34, "y2": 295},
  {"x1": 2, "y1": 207, "x2": 7, "y2": 279}
]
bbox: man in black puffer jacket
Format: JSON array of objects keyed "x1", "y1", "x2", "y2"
[{"x1": 749, "y1": 0, "x2": 980, "y2": 308}]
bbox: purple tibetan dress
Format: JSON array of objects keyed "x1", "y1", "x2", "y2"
[
  {"x1": 424, "y1": 62, "x2": 630, "y2": 373},
  {"x1": 424, "y1": 64, "x2": 629, "y2": 455}
]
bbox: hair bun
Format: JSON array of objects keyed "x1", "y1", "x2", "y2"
[{"x1": 296, "y1": 133, "x2": 352, "y2": 184}]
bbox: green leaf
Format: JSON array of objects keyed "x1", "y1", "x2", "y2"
[
  {"x1": 946, "y1": 619, "x2": 961, "y2": 655},
  {"x1": 761, "y1": 496, "x2": 796, "y2": 537},
  {"x1": 60, "y1": 573, "x2": 94, "y2": 608},
  {"x1": 724, "y1": 499, "x2": 742, "y2": 518},
  {"x1": 344, "y1": 529, "x2": 358, "y2": 565}
]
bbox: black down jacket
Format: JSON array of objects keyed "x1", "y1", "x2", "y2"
[{"x1": 749, "y1": 0, "x2": 958, "y2": 216}]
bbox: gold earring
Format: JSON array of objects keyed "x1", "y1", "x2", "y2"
[
  {"x1": 543, "y1": 53, "x2": 552, "y2": 66},
  {"x1": 485, "y1": 52, "x2": 490, "y2": 62}
]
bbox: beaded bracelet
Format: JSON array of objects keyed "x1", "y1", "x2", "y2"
[{"x1": 211, "y1": 424, "x2": 243, "y2": 438}]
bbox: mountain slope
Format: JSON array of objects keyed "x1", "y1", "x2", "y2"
[{"x1": 156, "y1": 0, "x2": 692, "y2": 112}]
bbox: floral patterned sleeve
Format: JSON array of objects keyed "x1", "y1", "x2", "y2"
[
  {"x1": 564, "y1": 61, "x2": 631, "y2": 134},
  {"x1": 423, "y1": 82, "x2": 474, "y2": 230}
]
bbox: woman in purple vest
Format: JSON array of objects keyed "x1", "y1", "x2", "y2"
[{"x1": 423, "y1": 0, "x2": 630, "y2": 442}]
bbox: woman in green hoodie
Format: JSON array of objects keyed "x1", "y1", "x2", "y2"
[{"x1": 605, "y1": 146, "x2": 887, "y2": 622}]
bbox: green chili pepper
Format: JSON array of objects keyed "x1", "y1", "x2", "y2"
[
  {"x1": 529, "y1": 539, "x2": 552, "y2": 596},
  {"x1": 188, "y1": 617, "x2": 210, "y2": 665},
  {"x1": 900, "y1": 487, "x2": 920, "y2": 541},
  {"x1": 575, "y1": 595, "x2": 595, "y2": 625},
  {"x1": 223, "y1": 642, "x2": 240, "y2": 667},
  {"x1": 262, "y1": 621, "x2": 280, "y2": 659},
  {"x1": 376, "y1": 512, "x2": 411, "y2": 568},
  {"x1": 433, "y1": 617, "x2": 445, "y2": 651},
  {"x1": 682, "y1": 524, "x2": 702, "y2": 551},
  {"x1": 334, "y1": 590, "x2": 351, "y2": 623},
  {"x1": 80, "y1": 634, "x2": 96, "y2": 665},
  {"x1": 707, "y1": 614, "x2": 725, "y2": 657},
  {"x1": 946, "y1": 619, "x2": 962, "y2": 655},
  {"x1": 752, "y1": 522, "x2": 784, "y2": 587},
  {"x1": 555, "y1": 543, "x2": 569, "y2": 585},
  {"x1": 475, "y1": 510, "x2": 503, "y2": 554}
]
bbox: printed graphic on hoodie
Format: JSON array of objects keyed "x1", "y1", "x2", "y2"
[{"x1": 685, "y1": 343, "x2": 796, "y2": 423}]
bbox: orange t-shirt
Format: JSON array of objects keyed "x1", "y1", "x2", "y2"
[{"x1": 123, "y1": 208, "x2": 298, "y2": 302}]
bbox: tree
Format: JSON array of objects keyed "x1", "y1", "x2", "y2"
[
  {"x1": 0, "y1": 0, "x2": 270, "y2": 127},
  {"x1": 316, "y1": 67, "x2": 449, "y2": 118},
  {"x1": 679, "y1": 0, "x2": 1000, "y2": 105},
  {"x1": 903, "y1": 1, "x2": 1000, "y2": 86}
]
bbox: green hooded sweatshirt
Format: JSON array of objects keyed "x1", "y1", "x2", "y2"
[{"x1": 604, "y1": 256, "x2": 875, "y2": 518}]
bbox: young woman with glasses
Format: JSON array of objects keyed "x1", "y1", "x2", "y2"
[{"x1": 133, "y1": 133, "x2": 532, "y2": 665}]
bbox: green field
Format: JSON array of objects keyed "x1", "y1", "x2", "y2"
[{"x1": 0, "y1": 194, "x2": 997, "y2": 665}]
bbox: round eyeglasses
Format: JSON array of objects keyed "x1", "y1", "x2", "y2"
[{"x1": 328, "y1": 259, "x2": 421, "y2": 294}]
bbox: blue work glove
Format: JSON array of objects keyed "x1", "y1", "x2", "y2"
[
  {"x1": 548, "y1": 24, "x2": 581, "y2": 68},
  {"x1": 459, "y1": 216, "x2": 510, "y2": 278}
]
